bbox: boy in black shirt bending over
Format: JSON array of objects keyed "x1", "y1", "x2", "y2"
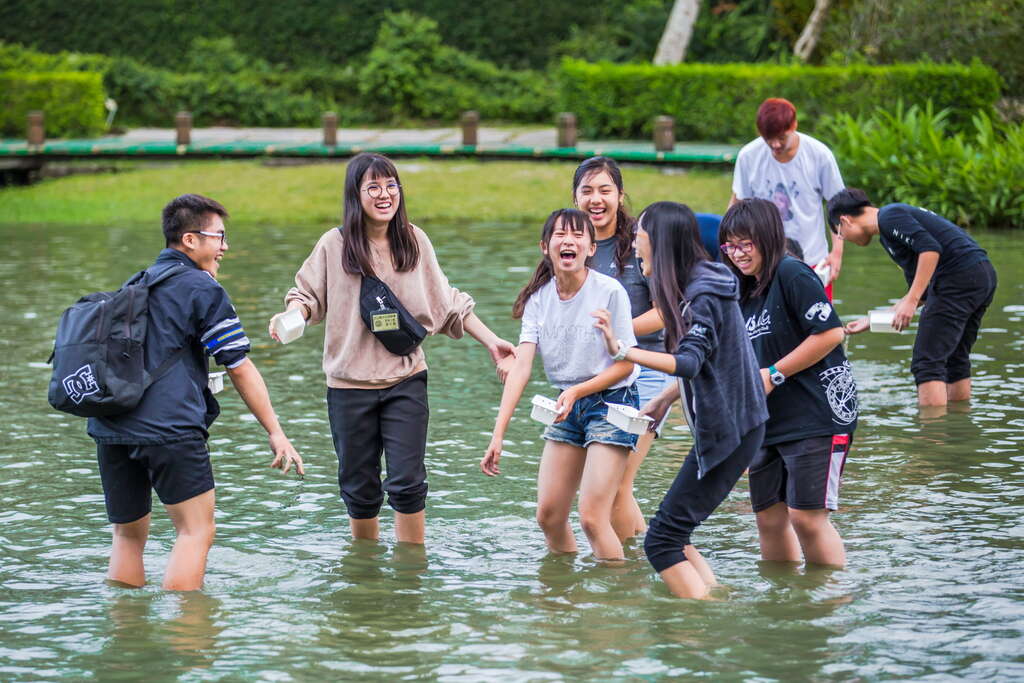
[{"x1": 827, "y1": 188, "x2": 997, "y2": 408}]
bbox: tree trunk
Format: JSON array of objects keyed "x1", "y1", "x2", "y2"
[
  {"x1": 794, "y1": 0, "x2": 832, "y2": 62},
  {"x1": 653, "y1": 0, "x2": 700, "y2": 65}
]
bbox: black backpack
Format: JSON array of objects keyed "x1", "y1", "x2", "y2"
[{"x1": 47, "y1": 264, "x2": 187, "y2": 417}]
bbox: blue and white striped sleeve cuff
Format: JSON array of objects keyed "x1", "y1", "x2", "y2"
[{"x1": 202, "y1": 317, "x2": 251, "y2": 358}]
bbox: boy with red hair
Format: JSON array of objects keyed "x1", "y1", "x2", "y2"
[{"x1": 730, "y1": 98, "x2": 846, "y2": 298}]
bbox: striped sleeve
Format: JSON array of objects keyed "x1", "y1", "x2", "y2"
[{"x1": 196, "y1": 283, "x2": 251, "y2": 367}]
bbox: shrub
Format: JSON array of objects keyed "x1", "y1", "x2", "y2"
[
  {"x1": 0, "y1": 71, "x2": 105, "y2": 137},
  {"x1": 103, "y1": 58, "x2": 324, "y2": 127},
  {"x1": 0, "y1": 40, "x2": 109, "y2": 73},
  {"x1": 820, "y1": 103, "x2": 1024, "y2": 228},
  {"x1": 358, "y1": 12, "x2": 554, "y2": 122},
  {"x1": 557, "y1": 59, "x2": 1002, "y2": 142}
]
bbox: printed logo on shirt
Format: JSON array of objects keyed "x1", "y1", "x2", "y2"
[
  {"x1": 805, "y1": 302, "x2": 833, "y2": 322},
  {"x1": 745, "y1": 310, "x2": 771, "y2": 340},
  {"x1": 819, "y1": 361, "x2": 857, "y2": 425},
  {"x1": 757, "y1": 179, "x2": 800, "y2": 223},
  {"x1": 688, "y1": 324, "x2": 708, "y2": 339},
  {"x1": 539, "y1": 323, "x2": 600, "y2": 343},
  {"x1": 889, "y1": 228, "x2": 913, "y2": 246}
]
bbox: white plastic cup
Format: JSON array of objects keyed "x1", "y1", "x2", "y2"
[
  {"x1": 868, "y1": 310, "x2": 900, "y2": 333},
  {"x1": 274, "y1": 308, "x2": 306, "y2": 344}
]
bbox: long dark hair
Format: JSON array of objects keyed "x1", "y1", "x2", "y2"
[
  {"x1": 512, "y1": 209, "x2": 596, "y2": 319},
  {"x1": 719, "y1": 198, "x2": 786, "y2": 301},
  {"x1": 341, "y1": 153, "x2": 419, "y2": 277},
  {"x1": 638, "y1": 202, "x2": 709, "y2": 352},
  {"x1": 572, "y1": 156, "x2": 635, "y2": 273}
]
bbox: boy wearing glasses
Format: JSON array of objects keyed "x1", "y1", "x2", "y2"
[{"x1": 88, "y1": 193, "x2": 303, "y2": 590}]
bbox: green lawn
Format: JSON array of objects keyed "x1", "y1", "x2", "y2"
[{"x1": 0, "y1": 159, "x2": 733, "y2": 225}]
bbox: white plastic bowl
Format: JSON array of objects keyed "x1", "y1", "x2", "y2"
[
  {"x1": 530, "y1": 395, "x2": 559, "y2": 425},
  {"x1": 274, "y1": 308, "x2": 306, "y2": 344},
  {"x1": 208, "y1": 371, "x2": 226, "y2": 394},
  {"x1": 606, "y1": 402, "x2": 654, "y2": 435}
]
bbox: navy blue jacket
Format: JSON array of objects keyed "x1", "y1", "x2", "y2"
[
  {"x1": 88, "y1": 249, "x2": 250, "y2": 444},
  {"x1": 670, "y1": 261, "x2": 768, "y2": 478}
]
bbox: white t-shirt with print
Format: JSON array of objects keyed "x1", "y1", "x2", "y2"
[
  {"x1": 732, "y1": 132, "x2": 845, "y2": 266},
  {"x1": 519, "y1": 269, "x2": 640, "y2": 390}
]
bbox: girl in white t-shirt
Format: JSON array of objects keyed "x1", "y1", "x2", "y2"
[{"x1": 481, "y1": 208, "x2": 640, "y2": 561}]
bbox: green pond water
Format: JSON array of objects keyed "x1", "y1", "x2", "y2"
[{"x1": 0, "y1": 218, "x2": 1022, "y2": 681}]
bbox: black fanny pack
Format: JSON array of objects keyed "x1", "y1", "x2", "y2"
[{"x1": 359, "y1": 275, "x2": 427, "y2": 356}]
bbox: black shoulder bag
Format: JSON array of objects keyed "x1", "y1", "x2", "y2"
[{"x1": 359, "y1": 274, "x2": 427, "y2": 356}]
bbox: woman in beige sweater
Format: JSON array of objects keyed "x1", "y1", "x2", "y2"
[{"x1": 271, "y1": 153, "x2": 514, "y2": 544}]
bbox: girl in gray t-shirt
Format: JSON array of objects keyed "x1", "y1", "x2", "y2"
[{"x1": 481, "y1": 208, "x2": 640, "y2": 562}]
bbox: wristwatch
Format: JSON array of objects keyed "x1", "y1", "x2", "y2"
[
  {"x1": 612, "y1": 340, "x2": 630, "y2": 361},
  {"x1": 768, "y1": 365, "x2": 786, "y2": 386}
]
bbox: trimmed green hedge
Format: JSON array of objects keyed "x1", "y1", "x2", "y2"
[
  {"x1": 0, "y1": 71, "x2": 105, "y2": 138},
  {"x1": 557, "y1": 59, "x2": 1003, "y2": 142}
]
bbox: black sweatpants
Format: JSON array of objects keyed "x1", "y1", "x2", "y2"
[
  {"x1": 327, "y1": 370, "x2": 429, "y2": 519},
  {"x1": 645, "y1": 424, "x2": 765, "y2": 573},
  {"x1": 912, "y1": 260, "x2": 997, "y2": 385}
]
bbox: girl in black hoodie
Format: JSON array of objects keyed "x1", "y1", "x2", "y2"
[{"x1": 593, "y1": 201, "x2": 767, "y2": 598}]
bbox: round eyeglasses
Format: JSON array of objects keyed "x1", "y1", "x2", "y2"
[{"x1": 363, "y1": 183, "x2": 401, "y2": 199}]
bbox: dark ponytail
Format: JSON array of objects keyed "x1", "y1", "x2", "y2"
[{"x1": 512, "y1": 209, "x2": 596, "y2": 319}]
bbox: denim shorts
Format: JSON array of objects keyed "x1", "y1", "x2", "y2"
[
  {"x1": 634, "y1": 365, "x2": 673, "y2": 437},
  {"x1": 542, "y1": 384, "x2": 639, "y2": 450}
]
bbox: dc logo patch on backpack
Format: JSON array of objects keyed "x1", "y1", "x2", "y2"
[
  {"x1": 62, "y1": 365, "x2": 100, "y2": 405},
  {"x1": 47, "y1": 264, "x2": 187, "y2": 418}
]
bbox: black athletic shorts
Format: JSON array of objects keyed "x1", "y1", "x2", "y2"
[
  {"x1": 748, "y1": 434, "x2": 851, "y2": 512},
  {"x1": 912, "y1": 260, "x2": 997, "y2": 385},
  {"x1": 95, "y1": 439, "x2": 214, "y2": 524},
  {"x1": 327, "y1": 370, "x2": 429, "y2": 519}
]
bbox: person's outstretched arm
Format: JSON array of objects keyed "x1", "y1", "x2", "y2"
[
  {"x1": 226, "y1": 358, "x2": 304, "y2": 475},
  {"x1": 463, "y1": 312, "x2": 517, "y2": 368}
]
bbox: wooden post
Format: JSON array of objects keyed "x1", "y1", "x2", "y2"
[
  {"x1": 322, "y1": 111, "x2": 338, "y2": 147},
  {"x1": 557, "y1": 112, "x2": 577, "y2": 148},
  {"x1": 460, "y1": 110, "x2": 479, "y2": 146},
  {"x1": 653, "y1": 115, "x2": 675, "y2": 151},
  {"x1": 26, "y1": 111, "x2": 44, "y2": 146},
  {"x1": 175, "y1": 111, "x2": 192, "y2": 146}
]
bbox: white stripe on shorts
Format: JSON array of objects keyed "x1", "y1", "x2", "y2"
[{"x1": 825, "y1": 437, "x2": 847, "y2": 510}]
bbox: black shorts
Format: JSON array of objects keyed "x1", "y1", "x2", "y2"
[
  {"x1": 327, "y1": 370, "x2": 429, "y2": 519},
  {"x1": 95, "y1": 439, "x2": 214, "y2": 524},
  {"x1": 748, "y1": 434, "x2": 850, "y2": 513},
  {"x1": 912, "y1": 260, "x2": 997, "y2": 385}
]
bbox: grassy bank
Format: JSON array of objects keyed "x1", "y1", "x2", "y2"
[{"x1": 0, "y1": 159, "x2": 732, "y2": 226}]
